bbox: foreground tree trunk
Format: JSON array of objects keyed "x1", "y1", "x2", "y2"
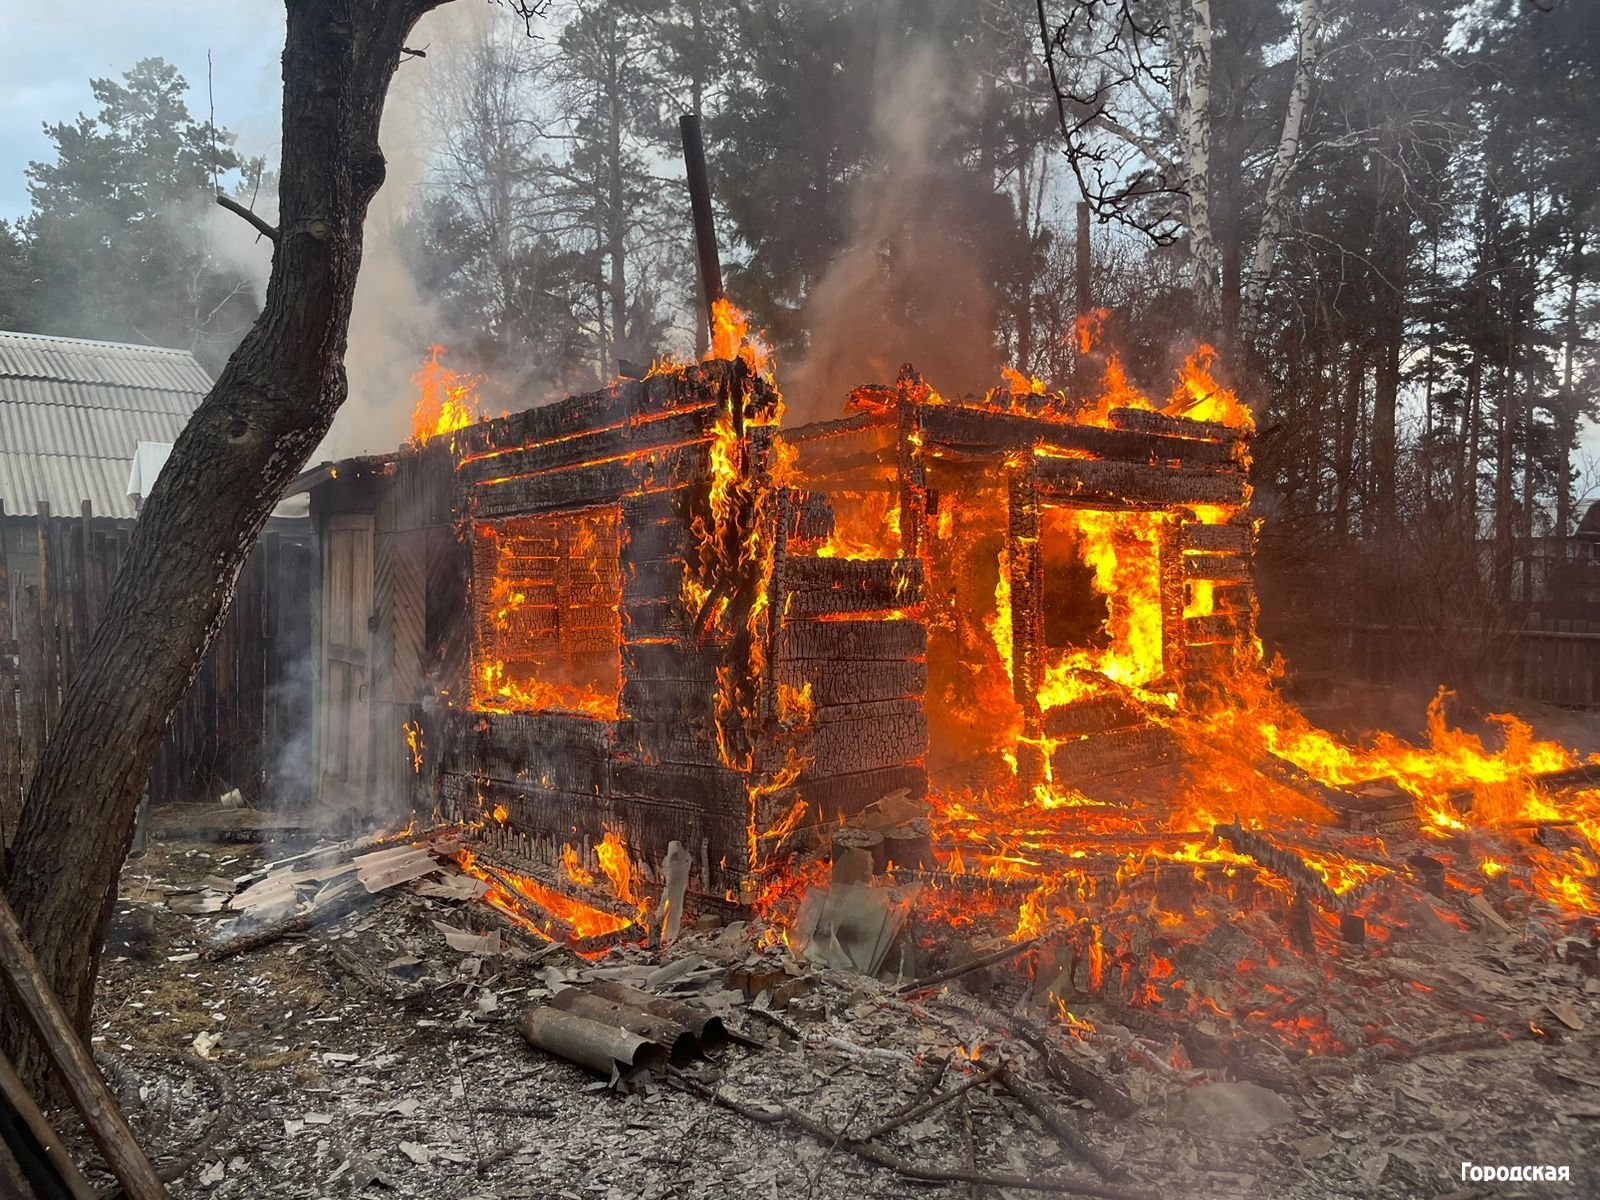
[{"x1": 0, "y1": 0, "x2": 452, "y2": 1081}]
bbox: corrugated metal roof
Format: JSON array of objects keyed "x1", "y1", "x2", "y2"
[{"x1": 0, "y1": 331, "x2": 212, "y2": 519}]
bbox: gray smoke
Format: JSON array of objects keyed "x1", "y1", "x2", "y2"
[
  {"x1": 322, "y1": 5, "x2": 478, "y2": 458},
  {"x1": 786, "y1": 37, "x2": 1001, "y2": 422}
]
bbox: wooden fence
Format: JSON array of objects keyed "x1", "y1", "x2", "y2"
[
  {"x1": 0, "y1": 501, "x2": 313, "y2": 842},
  {"x1": 1274, "y1": 618, "x2": 1600, "y2": 710}
]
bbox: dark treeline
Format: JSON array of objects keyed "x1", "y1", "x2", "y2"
[{"x1": 3, "y1": 0, "x2": 1597, "y2": 685}]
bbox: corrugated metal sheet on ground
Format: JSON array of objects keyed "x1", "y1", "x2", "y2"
[{"x1": 0, "y1": 330, "x2": 212, "y2": 519}]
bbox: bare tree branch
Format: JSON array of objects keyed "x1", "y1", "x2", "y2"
[{"x1": 214, "y1": 192, "x2": 278, "y2": 243}]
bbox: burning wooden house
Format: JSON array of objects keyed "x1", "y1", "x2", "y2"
[{"x1": 294, "y1": 320, "x2": 1257, "y2": 919}]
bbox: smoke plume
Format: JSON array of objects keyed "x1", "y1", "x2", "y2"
[{"x1": 786, "y1": 34, "x2": 1002, "y2": 423}]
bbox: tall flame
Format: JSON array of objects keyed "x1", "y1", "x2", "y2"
[{"x1": 411, "y1": 345, "x2": 481, "y2": 446}]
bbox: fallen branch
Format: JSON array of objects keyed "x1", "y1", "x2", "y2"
[
  {"x1": 961, "y1": 1090, "x2": 980, "y2": 1200},
  {"x1": 0, "y1": 893, "x2": 167, "y2": 1199},
  {"x1": 669, "y1": 1070, "x2": 1159, "y2": 1200},
  {"x1": 929, "y1": 992, "x2": 1136, "y2": 1119},
  {"x1": 1300, "y1": 1027, "x2": 1517, "y2": 1079},
  {"x1": 475, "y1": 1138, "x2": 526, "y2": 1175},
  {"x1": 328, "y1": 944, "x2": 422, "y2": 1002},
  {"x1": 0, "y1": 1046, "x2": 96, "y2": 1199},
  {"x1": 201, "y1": 893, "x2": 367, "y2": 961},
  {"x1": 746, "y1": 1005, "x2": 803, "y2": 1044},
  {"x1": 896, "y1": 938, "x2": 1039, "y2": 994},
  {"x1": 200, "y1": 913, "x2": 313, "y2": 961},
  {"x1": 1001, "y1": 1067, "x2": 1123, "y2": 1180},
  {"x1": 214, "y1": 193, "x2": 278, "y2": 243},
  {"x1": 874, "y1": 1051, "x2": 953, "y2": 1127},
  {"x1": 860, "y1": 1059, "x2": 1005, "y2": 1142}
]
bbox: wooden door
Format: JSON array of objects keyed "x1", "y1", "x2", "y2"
[{"x1": 320, "y1": 514, "x2": 374, "y2": 810}]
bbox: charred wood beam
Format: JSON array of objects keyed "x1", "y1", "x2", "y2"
[
  {"x1": 806, "y1": 704, "x2": 928, "y2": 777},
  {"x1": 1039, "y1": 697, "x2": 1146, "y2": 740},
  {"x1": 776, "y1": 659, "x2": 926, "y2": 706},
  {"x1": 918, "y1": 404, "x2": 1241, "y2": 469},
  {"x1": 795, "y1": 763, "x2": 927, "y2": 825},
  {"x1": 622, "y1": 559, "x2": 687, "y2": 606},
  {"x1": 1180, "y1": 523, "x2": 1252, "y2": 553},
  {"x1": 784, "y1": 411, "x2": 897, "y2": 443},
  {"x1": 897, "y1": 393, "x2": 928, "y2": 559},
  {"x1": 1049, "y1": 726, "x2": 1176, "y2": 786},
  {"x1": 624, "y1": 601, "x2": 692, "y2": 644},
  {"x1": 441, "y1": 711, "x2": 611, "y2": 794},
  {"x1": 1106, "y1": 408, "x2": 1245, "y2": 445},
  {"x1": 465, "y1": 443, "x2": 712, "y2": 520},
  {"x1": 1158, "y1": 519, "x2": 1187, "y2": 681},
  {"x1": 1212, "y1": 822, "x2": 1376, "y2": 915},
  {"x1": 1447, "y1": 761, "x2": 1600, "y2": 813},
  {"x1": 779, "y1": 558, "x2": 924, "y2": 617},
  {"x1": 448, "y1": 775, "x2": 750, "y2": 891},
  {"x1": 1183, "y1": 613, "x2": 1246, "y2": 645},
  {"x1": 1182, "y1": 553, "x2": 1252, "y2": 582},
  {"x1": 1239, "y1": 748, "x2": 1339, "y2": 810},
  {"x1": 621, "y1": 678, "x2": 716, "y2": 722},
  {"x1": 614, "y1": 719, "x2": 721, "y2": 767},
  {"x1": 1007, "y1": 457, "x2": 1046, "y2": 792},
  {"x1": 778, "y1": 617, "x2": 926, "y2": 662},
  {"x1": 457, "y1": 364, "x2": 768, "y2": 459},
  {"x1": 1036, "y1": 457, "x2": 1247, "y2": 508},
  {"x1": 781, "y1": 489, "x2": 836, "y2": 546},
  {"x1": 623, "y1": 643, "x2": 718, "y2": 682},
  {"x1": 458, "y1": 407, "x2": 715, "y2": 485}
]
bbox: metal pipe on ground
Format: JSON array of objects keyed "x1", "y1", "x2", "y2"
[
  {"x1": 550, "y1": 990, "x2": 700, "y2": 1066},
  {"x1": 517, "y1": 1007, "x2": 668, "y2": 1082},
  {"x1": 586, "y1": 980, "x2": 729, "y2": 1054}
]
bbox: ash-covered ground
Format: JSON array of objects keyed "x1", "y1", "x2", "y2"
[{"x1": 31, "y1": 825, "x2": 1594, "y2": 1200}]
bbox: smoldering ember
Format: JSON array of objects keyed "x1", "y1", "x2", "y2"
[{"x1": 1, "y1": 3, "x2": 1600, "y2": 1200}]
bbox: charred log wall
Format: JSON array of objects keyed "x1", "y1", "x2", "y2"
[
  {"x1": 439, "y1": 364, "x2": 779, "y2": 900},
  {"x1": 787, "y1": 395, "x2": 1256, "y2": 800}
]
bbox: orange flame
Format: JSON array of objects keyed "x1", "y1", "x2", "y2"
[{"x1": 411, "y1": 345, "x2": 481, "y2": 446}]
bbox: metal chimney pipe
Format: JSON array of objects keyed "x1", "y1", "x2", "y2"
[{"x1": 679, "y1": 113, "x2": 725, "y2": 347}]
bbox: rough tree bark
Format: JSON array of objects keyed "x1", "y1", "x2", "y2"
[{"x1": 0, "y1": 0, "x2": 457, "y2": 1081}]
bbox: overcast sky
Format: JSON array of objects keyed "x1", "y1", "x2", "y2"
[{"x1": 0, "y1": 0, "x2": 287, "y2": 220}]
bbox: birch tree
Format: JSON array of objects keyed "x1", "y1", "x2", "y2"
[
  {"x1": 1037, "y1": 0, "x2": 1321, "y2": 341},
  {"x1": 1238, "y1": 0, "x2": 1322, "y2": 341}
]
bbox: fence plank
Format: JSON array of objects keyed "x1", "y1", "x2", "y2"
[
  {"x1": 4, "y1": 515, "x2": 312, "y2": 813},
  {"x1": 0, "y1": 502, "x2": 17, "y2": 844}
]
